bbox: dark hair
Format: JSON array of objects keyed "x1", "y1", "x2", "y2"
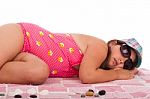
[
  {"x1": 99, "y1": 46, "x2": 111, "y2": 70},
  {"x1": 99, "y1": 40, "x2": 138, "y2": 70}
]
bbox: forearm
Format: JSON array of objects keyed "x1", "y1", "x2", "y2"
[
  {"x1": 94, "y1": 69, "x2": 118, "y2": 83},
  {"x1": 80, "y1": 69, "x2": 118, "y2": 84}
]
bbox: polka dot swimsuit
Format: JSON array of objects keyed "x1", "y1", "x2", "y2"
[{"x1": 18, "y1": 23, "x2": 83, "y2": 77}]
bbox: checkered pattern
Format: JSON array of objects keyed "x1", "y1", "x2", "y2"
[
  {"x1": 121, "y1": 38, "x2": 142, "y2": 67},
  {"x1": 0, "y1": 68, "x2": 150, "y2": 98}
]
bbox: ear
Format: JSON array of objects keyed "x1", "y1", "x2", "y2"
[{"x1": 108, "y1": 39, "x2": 118, "y2": 47}]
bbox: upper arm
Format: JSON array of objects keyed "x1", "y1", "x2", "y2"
[{"x1": 79, "y1": 37, "x2": 108, "y2": 82}]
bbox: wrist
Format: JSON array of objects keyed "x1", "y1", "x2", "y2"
[{"x1": 113, "y1": 69, "x2": 119, "y2": 80}]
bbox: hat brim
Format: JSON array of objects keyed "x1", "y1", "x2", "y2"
[
  {"x1": 133, "y1": 49, "x2": 142, "y2": 68},
  {"x1": 125, "y1": 44, "x2": 142, "y2": 68},
  {"x1": 118, "y1": 40, "x2": 142, "y2": 68}
]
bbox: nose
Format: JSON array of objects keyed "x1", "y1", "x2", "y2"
[{"x1": 118, "y1": 59, "x2": 124, "y2": 64}]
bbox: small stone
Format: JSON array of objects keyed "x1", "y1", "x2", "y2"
[
  {"x1": 30, "y1": 94, "x2": 37, "y2": 98},
  {"x1": 0, "y1": 93, "x2": 5, "y2": 96},
  {"x1": 81, "y1": 94, "x2": 86, "y2": 98},
  {"x1": 14, "y1": 94, "x2": 22, "y2": 98},
  {"x1": 88, "y1": 89, "x2": 94, "y2": 93},
  {"x1": 85, "y1": 91, "x2": 94, "y2": 96},
  {"x1": 98, "y1": 90, "x2": 106, "y2": 95}
]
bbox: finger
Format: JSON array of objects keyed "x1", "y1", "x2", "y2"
[
  {"x1": 129, "y1": 73, "x2": 135, "y2": 79},
  {"x1": 132, "y1": 68, "x2": 138, "y2": 74},
  {"x1": 130, "y1": 75, "x2": 135, "y2": 79},
  {"x1": 135, "y1": 68, "x2": 139, "y2": 74},
  {"x1": 113, "y1": 68, "x2": 122, "y2": 70}
]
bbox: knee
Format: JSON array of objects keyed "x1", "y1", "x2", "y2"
[{"x1": 26, "y1": 63, "x2": 50, "y2": 84}]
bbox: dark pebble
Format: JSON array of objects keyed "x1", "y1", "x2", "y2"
[
  {"x1": 98, "y1": 90, "x2": 106, "y2": 95},
  {"x1": 30, "y1": 94, "x2": 37, "y2": 98},
  {"x1": 81, "y1": 94, "x2": 86, "y2": 98},
  {"x1": 14, "y1": 94, "x2": 22, "y2": 98},
  {"x1": 0, "y1": 93, "x2": 5, "y2": 96}
]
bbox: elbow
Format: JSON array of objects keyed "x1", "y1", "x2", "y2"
[
  {"x1": 79, "y1": 75, "x2": 94, "y2": 84},
  {"x1": 81, "y1": 80, "x2": 92, "y2": 84},
  {"x1": 80, "y1": 78, "x2": 91, "y2": 84}
]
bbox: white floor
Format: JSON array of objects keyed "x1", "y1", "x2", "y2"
[{"x1": 0, "y1": 0, "x2": 149, "y2": 69}]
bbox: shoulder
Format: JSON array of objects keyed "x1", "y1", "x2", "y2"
[
  {"x1": 71, "y1": 33, "x2": 108, "y2": 56},
  {"x1": 0, "y1": 23, "x2": 22, "y2": 33},
  {"x1": 74, "y1": 34, "x2": 109, "y2": 81},
  {"x1": 86, "y1": 35, "x2": 108, "y2": 61}
]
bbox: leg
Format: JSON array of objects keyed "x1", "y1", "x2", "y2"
[
  {"x1": 0, "y1": 23, "x2": 24, "y2": 68},
  {"x1": 0, "y1": 52, "x2": 50, "y2": 84}
]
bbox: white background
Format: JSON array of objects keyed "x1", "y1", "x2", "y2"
[{"x1": 0, "y1": 0, "x2": 149, "y2": 69}]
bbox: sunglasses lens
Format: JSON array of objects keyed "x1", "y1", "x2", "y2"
[
  {"x1": 123, "y1": 59, "x2": 133, "y2": 70},
  {"x1": 120, "y1": 44, "x2": 131, "y2": 57}
]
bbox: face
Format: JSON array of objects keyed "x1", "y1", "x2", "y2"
[{"x1": 107, "y1": 40, "x2": 136, "y2": 69}]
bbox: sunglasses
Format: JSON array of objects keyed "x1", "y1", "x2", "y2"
[{"x1": 117, "y1": 41, "x2": 134, "y2": 70}]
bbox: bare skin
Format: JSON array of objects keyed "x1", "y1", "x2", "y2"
[
  {"x1": 72, "y1": 34, "x2": 138, "y2": 83},
  {"x1": 0, "y1": 24, "x2": 49, "y2": 84},
  {"x1": 0, "y1": 23, "x2": 138, "y2": 84}
]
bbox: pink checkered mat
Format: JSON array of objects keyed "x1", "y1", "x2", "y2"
[{"x1": 0, "y1": 68, "x2": 150, "y2": 99}]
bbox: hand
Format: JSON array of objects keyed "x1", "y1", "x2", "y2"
[{"x1": 114, "y1": 68, "x2": 138, "y2": 80}]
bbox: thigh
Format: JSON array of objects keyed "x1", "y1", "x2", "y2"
[
  {"x1": 0, "y1": 52, "x2": 50, "y2": 84},
  {"x1": 13, "y1": 52, "x2": 50, "y2": 74},
  {"x1": 14, "y1": 52, "x2": 50, "y2": 82},
  {"x1": 0, "y1": 23, "x2": 24, "y2": 67},
  {"x1": 14, "y1": 52, "x2": 49, "y2": 65}
]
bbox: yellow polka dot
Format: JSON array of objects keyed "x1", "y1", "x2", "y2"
[
  {"x1": 26, "y1": 32, "x2": 30, "y2": 37},
  {"x1": 58, "y1": 57, "x2": 63, "y2": 62},
  {"x1": 69, "y1": 48, "x2": 74, "y2": 53},
  {"x1": 36, "y1": 41, "x2": 42, "y2": 46},
  {"x1": 39, "y1": 31, "x2": 44, "y2": 36},
  {"x1": 48, "y1": 50, "x2": 53, "y2": 56},
  {"x1": 59, "y1": 43, "x2": 65, "y2": 48},
  {"x1": 51, "y1": 70, "x2": 58, "y2": 75},
  {"x1": 48, "y1": 34, "x2": 54, "y2": 38}
]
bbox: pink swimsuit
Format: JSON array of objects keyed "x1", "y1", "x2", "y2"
[{"x1": 18, "y1": 23, "x2": 83, "y2": 77}]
